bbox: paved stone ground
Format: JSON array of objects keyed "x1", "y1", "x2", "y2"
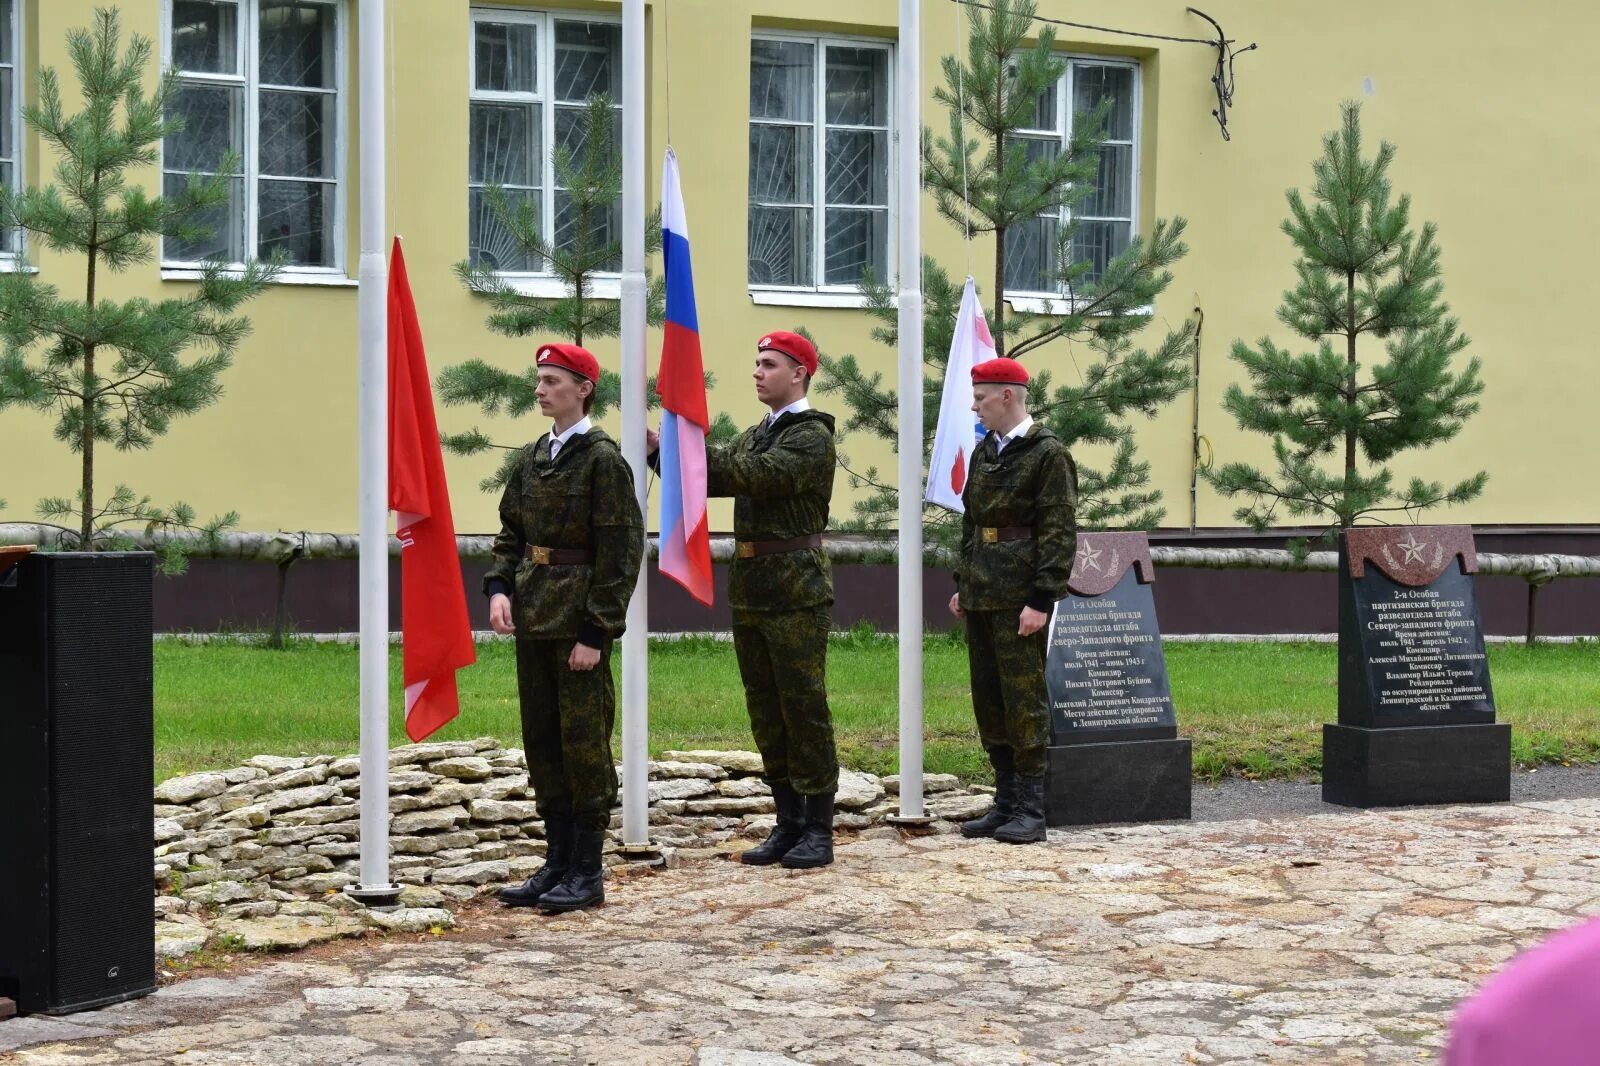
[{"x1": 5, "y1": 795, "x2": 1600, "y2": 1065}]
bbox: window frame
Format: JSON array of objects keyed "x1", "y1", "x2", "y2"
[
  {"x1": 747, "y1": 29, "x2": 896, "y2": 299},
  {"x1": 1005, "y1": 52, "x2": 1142, "y2": 303},
  {"x1": 0, "y1": 0, "x2": 24, "y2": 266},
  {"x1": 467, "y1": 5, "x2": 625, "y2": 284},
  {"x1": 158, "y1": 0, "x2": 350, "y2": 278}
]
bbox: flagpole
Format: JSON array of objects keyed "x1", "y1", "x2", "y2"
[
  {"x1": 349, "y1": 0, "x2": 399, "y2": 907},
  {"x1": 895, "y1": 0, "x2": 927, "y2": 822},
  {"x1": 619, "y1": 0, "x2": 651, "y2": 850}
]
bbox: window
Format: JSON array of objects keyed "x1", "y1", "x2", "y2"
[
  {"x1": 0, "y1": 0, "x2": 20, "y2": 257},
  {"x1": 468, "y1": 10, "x2": 622, "y2": 274},
  {"x1": 162, "y1": 0, "x2": 344, "y2": 270},
  {"x1": 748, "y1": 35, "x2": 891, "y2": 290},
  {"x1": 1006, "y1": 57, "x2": 1139, "y2": 295}
]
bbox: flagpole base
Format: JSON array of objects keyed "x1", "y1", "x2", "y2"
[
  {"x1": 618, "y1": 843, "x2": 663, "y2": 864},
  {"x1": 344, "y1": 883, "x2": 404, "y2": 910},
  {"x1": 885, "y1": 815, "x2": 934, "y2": 829}
]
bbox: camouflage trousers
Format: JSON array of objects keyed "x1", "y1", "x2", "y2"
[
  {"x1": 966, "y1": 609, "x2": 1051, "y2": 778},
  {"x1": 515, "y1": 637, "x2": 618, "y2": 831},
  {"x1": 731, "y1": 605, "x2": 839, "y2": 796}
]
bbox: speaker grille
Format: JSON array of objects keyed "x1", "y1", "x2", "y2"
[{"x1": 45, "y1": 555, "x2": 156, "y2": 1011}]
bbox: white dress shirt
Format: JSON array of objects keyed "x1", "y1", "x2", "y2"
[
  {"x1": 765, "y1": 396, "x2": 811, "y2": 428},
  {"x1": 993, "y1": 414, "x2": 1033, "y2": 453},
  {"x1": 548, "y1": 415, "x2": 592, "y2": 460}
]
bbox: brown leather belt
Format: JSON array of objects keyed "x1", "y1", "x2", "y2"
[
  {"x1": 979, "y1": 526, "x2": 1034, "y2": 544},
  {"x1": 525, "y1": 545, "x2": 594, "y2": 565},
  {"x1": 734, "y1": 533, "x2": 824, "y2": 559}
]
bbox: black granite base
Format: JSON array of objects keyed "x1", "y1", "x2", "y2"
[
  {"x1": 1322, "y1": 723, "x2": 1511, "y2": 808},
  {"x1": 1045, "y1": 738, "x2": 1192, "y2": 827}
]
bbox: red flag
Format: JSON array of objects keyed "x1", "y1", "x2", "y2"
[{"x1": 388, "y1": 238, "x2": 476, "y2": 741}]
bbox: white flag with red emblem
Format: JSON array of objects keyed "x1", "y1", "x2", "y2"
[{"x1": 925, "y1": 277, "x2": 996, "y2": 513}]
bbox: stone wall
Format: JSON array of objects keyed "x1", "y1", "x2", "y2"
[{"x1": 149, "y1": 740, "x2": 991, "y2": 960}]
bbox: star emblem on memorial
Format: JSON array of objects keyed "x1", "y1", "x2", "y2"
[{"x1": 1397, "y1": 532, "x2": 1430, "y2": 565}]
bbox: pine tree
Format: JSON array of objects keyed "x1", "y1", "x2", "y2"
[
  {"x1": 816, "y1": 0, "x2": 1195, "y2": 538},
  {"x1": 0, "y1": 9, "x2": 277, "y2": 572},
  {"x1": 1206, "y1": 102, "x2": 1486, "y2": 536},
  {"x1": 437, "y1": 95, "x2": 733, "y2": 492}
]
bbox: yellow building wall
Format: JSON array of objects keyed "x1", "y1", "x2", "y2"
[{"x1": 2, "y1": 0, "x2": 1595, "y2": 535}]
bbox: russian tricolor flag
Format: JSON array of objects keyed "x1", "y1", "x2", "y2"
[{"x1": 655, "y1": 148, "x2": 714, "y2": 606}]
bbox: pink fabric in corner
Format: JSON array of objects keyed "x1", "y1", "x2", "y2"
[{"x1": 1446, "y1": 916, "x2": 1600, "y2": 1065}]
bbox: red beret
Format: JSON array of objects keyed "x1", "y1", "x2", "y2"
[
  {"x1": 758, "y1": 330, "x2": 818, "y2": 376},
  {"x1": 972, "y1": 357, "x2": 1029, "y2": 386},
  {"x1": 535, "y1": 342, "x2": 600, "y2": 383}
]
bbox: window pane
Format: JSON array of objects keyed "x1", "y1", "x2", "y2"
[
  {"x1": 1079, "y1": 143, "x2": 1132, "y2": 219},
  {"x1": 0, "y1": 0, "x2": 12, "y2": 66},
  {"x1": 748, "y1": 124, "x2": 812, "y2": 203},
  {"x1": 0, "y1": 163, "x2": 12, "y2": 253},
  {"x1": 470, "y1": 102, "x2": 538, "y2": 186},
  {"x1": 554, "y1": 21, "x2": 620, "y2": 102},
  {"x1": 825, "y1": 129, "x2": 886, "y2": 206},
  {"x1": 475, "y1": 20, "x2": 537, "y2": 94},
  {"x1": 825, "y1": 47, "x2": 886, "y2": 126},
  {"x1": 0, "y1": 66, "x2": 11, "y2": 163},
  {"x1": 553, "y1": 103, "x2": 621, "y2": 181},
  {"x1": 257, "y1": 178, "x2": 335, "y2": 266},
  {"x1": 166, "y1": 82, "x2": 245, "y2": 173},
  {"x1": 468, "y1": 186, "x2": 539, "y2": 272},
  {"x1": 1017, "y1": 132, "x2": 1059, "y2": 172},
  {"x1": 748, "y1": 205, "x2": 812, "y2": 285},
  {"x1": 750, "y1": 40, "x2": 814, "y2": 122},
  {"x1": 552, "y1": 189, "x2": 620, "y2": 270},
  {"x1": 1071, "y1": 218, "x2": 1130, "y2": 284},
  {"x1": 824, "y1": 208, "x2": 885, "y2": 285},
  {"x1": 164, "y1": 171, "x2": 245, "y2": 262},
  {"x1": 1073, "y1": 63, "x2": 1134, "y2": 141},
  {"x1": 259, "y1": 89, "x2": 334, "y2": 178},
  {"x1": 259, "y1": 0, "x2": 335, "y2": 89},
  {"x1": 172, "y1": 0, "x2": 239, "y2": 76},
  {"x1": 1004, "y1": 214, "x2": 1059, "y2": 294}
]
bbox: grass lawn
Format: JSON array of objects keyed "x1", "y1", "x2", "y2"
[{"x1": 153, "y1": 634, "x2": 1600, "y2": 785}]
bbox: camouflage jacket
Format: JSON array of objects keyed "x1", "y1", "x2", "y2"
[
  {"x1": 957, "y1": 425, "x2": 1078, "y2": 612},
  {"x1": 706, "y1": 408, "x2": 837, "y2": 611},
  {"x1": 484, "y1": 428, "x2": 644, "y2": 645}
]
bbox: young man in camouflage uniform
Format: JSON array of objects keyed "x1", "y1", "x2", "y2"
[
  {"x1": 487, "y1": 343, "x2": 644, "y2": 911},
  {"x1": 948, "y1": 357, "x2": 1077, "y2": 844},
  {"x1": 652, "y1": 330, "x2": 839, "y2": 868}
]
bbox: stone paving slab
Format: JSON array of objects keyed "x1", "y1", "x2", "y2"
[{"x1": 5, "y1": 798, "x2": 1600, "y2": 1065}]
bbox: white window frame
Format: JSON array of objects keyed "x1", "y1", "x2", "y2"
[
  {"x1": 0, "y1": 0, "x2": 26, "y2": 269},
  {"x1": 747, "y1": 30, "x2": 895, "y2": 305},
  {"x1": 467, "y1": 6, "x2": 624, "y2": 292},
  {"x1": 158, "y1": 0, "x2": 349, "y2": 281},
  {"x1": 1005, "y1": 52, "x2": 1142, "y2": 307}
]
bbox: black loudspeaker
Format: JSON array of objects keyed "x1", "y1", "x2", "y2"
[{"x1": 0, "y1": 551, "x2": 157, "y2": 1015}]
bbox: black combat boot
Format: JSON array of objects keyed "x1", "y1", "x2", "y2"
[
  {"x1": 538, "y1": 826, "x2": 607, "y2": 912},
  {"x1": 993, "y1": 775, "x2": 1047, "y2": 844},
  {"x1": 779, "y1": 791, "x2": 835, "y2": 869},
  {"x1": 960, "y1": 747, "x2": 1018, "y2": 838},
  {"x1": 740, "y1": 780, "x2": 804, "y2": 865},
  {"x1": 498, "y1": 817, "x2": 573, "y2": 907}
]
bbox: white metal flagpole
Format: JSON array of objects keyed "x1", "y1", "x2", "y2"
[
  {"x1": 896, "y1": 0, "x2": 926, "y2": 821},
  {"x1": 349, "y1": 0, "x2": 399, "y2": 907},
  {"x1": 619, "y1": 0, "x2": 651, "y2": 850}
]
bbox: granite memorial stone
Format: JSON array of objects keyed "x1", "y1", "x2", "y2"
[
  {"x1": 1044, "y1": 532, "x2": 1191, "y2": 826},
  {"x1": 1324, "y1": 524, "x2": 1510, "y2": 807}
]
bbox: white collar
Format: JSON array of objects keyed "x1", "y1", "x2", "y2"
[
  {"x1": 766, "y1": 397, "x2": 811, "y2": 423},
  {"x1": 549, "y1": 415, "x2": 592, "y2": 449},
  {"x1": 995, "y1": 415, "x2": 1033, "y2": 450}
]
